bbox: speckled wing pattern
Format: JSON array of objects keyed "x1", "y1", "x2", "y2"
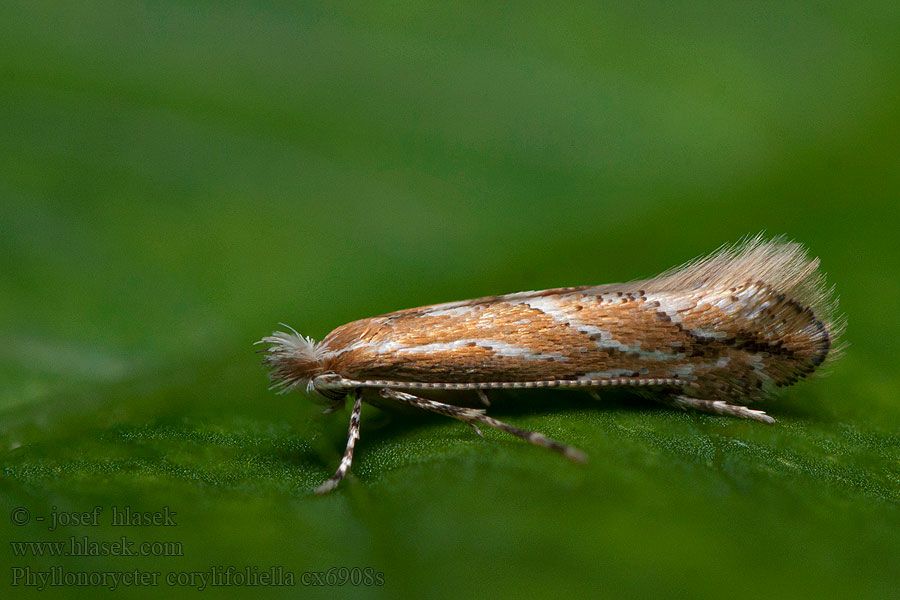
[{"x1": 317, "y1": 236, "x2": 838, "y2": 405}]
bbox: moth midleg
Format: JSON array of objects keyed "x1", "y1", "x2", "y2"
[
  {"x1": 668, "y1": 395, "x2": 776, "y2": 424},
  {"x1": 379, "y1": 388, "x2": 587, "y2": 463},
  {"x1": 315, "y1": 390, "x2": 363, "y2": 494}
]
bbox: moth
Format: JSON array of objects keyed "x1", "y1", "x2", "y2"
[{"x1": 258, "y1": 236, "x2": 841, "y2": 493}]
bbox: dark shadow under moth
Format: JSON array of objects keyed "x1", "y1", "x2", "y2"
[{"x1": 257, "y1": 235, "x2": 843, "y2": 493}]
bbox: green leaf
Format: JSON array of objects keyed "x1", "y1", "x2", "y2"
[{"x1": 2, "y1": 2, "x2": 899, "y2": 599}]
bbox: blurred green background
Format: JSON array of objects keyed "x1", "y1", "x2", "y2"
[{"x1": 2, "y1": 1, "x2": 899, "y2": 598}]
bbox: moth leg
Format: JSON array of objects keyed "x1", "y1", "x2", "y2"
[
  {"x1": 476, "y1": 388, "x2": 491, "y2": 407},
  {"x1": 321, "y1": 400, "x2": 343, "y2": 415},
  {"x1": 315, "y1": 391, "x2": 364, "y2": 494},
  {"x1": 380, "y1": 388, "x2": 587, "y2": 463},
  {"x1": 669, "y1": 395, "x2": 776, "y2": 424}
]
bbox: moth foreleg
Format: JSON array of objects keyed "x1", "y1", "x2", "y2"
[
  {"x1": 668, "y1": 395, "x2": 776, "y2": 424},
  {"x1": 380, "y1": 388, "x2": 587, "y2": 464},
  {"x1": 315, "y1": 390, "x2": 363, "y2": 494}
]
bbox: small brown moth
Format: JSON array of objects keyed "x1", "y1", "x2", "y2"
[{"x1": 258, "y1": 235, "x2": 841, "y2": 493}]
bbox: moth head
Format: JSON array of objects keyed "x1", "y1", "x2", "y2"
[{"x1": 257, "y1": 326, "x2": 335, "y2": 404}]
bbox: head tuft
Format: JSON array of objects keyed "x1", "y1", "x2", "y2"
[{"x1": 256, "y1": 325, "x2": 327, "y2": 397}]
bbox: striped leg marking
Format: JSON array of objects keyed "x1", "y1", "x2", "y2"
[
  {"x1": 380, "y1": 388, "x2": 587, "y2": 464},
  {"x1": 669, "y1": 395, "x2": 776, "y2": 424},
  {"x1": 315, "y1": 391, "x2": 363, "y2": 494}
]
